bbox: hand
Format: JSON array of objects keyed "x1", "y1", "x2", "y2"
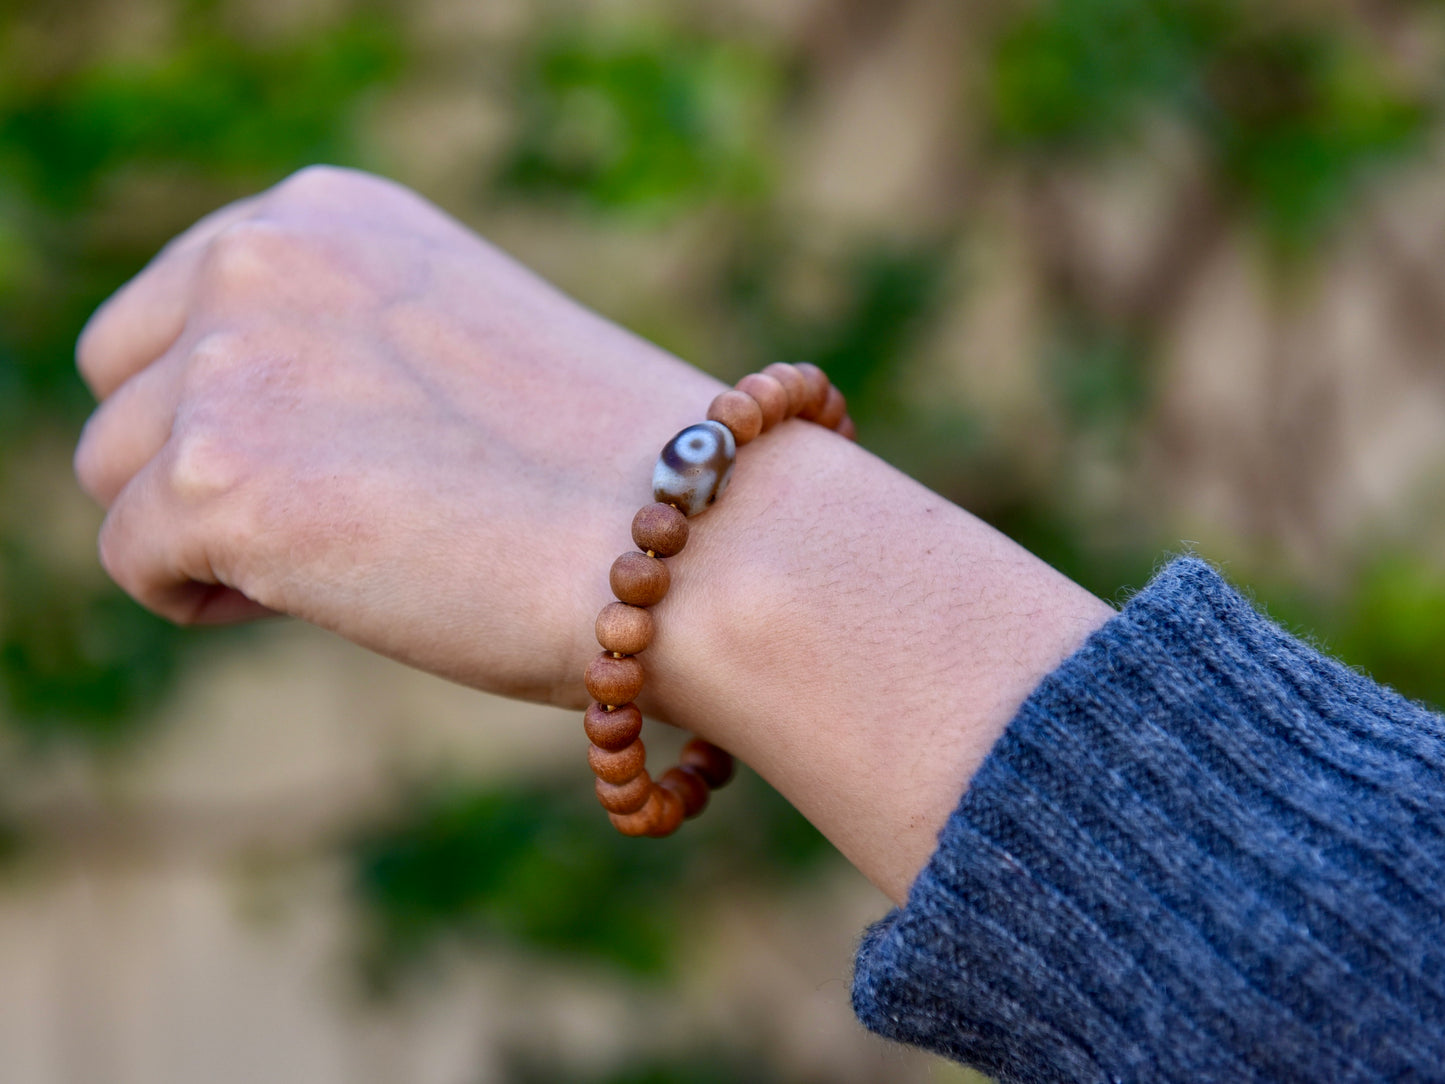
[{"x1": 74, "y1": 166, "x2": 722, "y2": 705}]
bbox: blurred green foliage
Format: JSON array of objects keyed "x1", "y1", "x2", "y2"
[
  {"x1": 0, "y1": 540, "x2": 181, "y2": 743},
  {"x1": 352, "y1": 772, "x2": 832, "y2": 989},
  {"x1": 727, "y1": 242, "x2": 953, "y2": 427},
  {"x1": 0, "y1": 14, "x2": 398, "y2": 212},
  {"x1": 992, "y1": 0, "x2": 1222, "y2": 149},
  {"x1": 504, "y1": 1048, "x2": 790, "y2": 1084},
  {"x1": 991, "y1": 0, "x2": 1431, "y2": 249},
  {"x1": 500, "y1": 28, "x2": 778, "y2": 217},
  {"x1": 1270, "y1": 554, "x2": 1445, "y2": 711},
  {"x1": 1048, "y1": 320, "x2": 1150, "y2": 441}
]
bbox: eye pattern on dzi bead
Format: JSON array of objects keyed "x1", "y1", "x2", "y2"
[
  {"x1": 652, "y1": 421, "x2": 736, "y2": 517},
  {"x1": 585, "y1": 363, "x2": 854, "y2": 838}
]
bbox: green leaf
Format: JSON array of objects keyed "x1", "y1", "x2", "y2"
[{"x1": 499, "y1": 26, "x2": 779, "y2": 218}]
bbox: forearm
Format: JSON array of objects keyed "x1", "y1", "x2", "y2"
[{"x1": 618, "y1": 418, "x2": 1115, "y2": 903}]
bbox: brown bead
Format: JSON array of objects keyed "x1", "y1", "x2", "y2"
[
  {"x1": 735, "y1": 373, "x2": 789, "y2": 431},
  {"x1": 836, "y1": 414, "x2": 857, "y2": 441},
  {"x1": 816, "y1": 385, "x2": 847, "y2": 429},
  {"x1": 584, "y1": 702, "x2": 643, "y2": 750},
  {"x1": 595, "y1": 602, "x2": 653, "y2": 655},
  {"x1": 659, "y1": 766, "x2": 710, "y2": 818},
  {"x1": 588, "y1": 738, "x2": 646, "y2": 784},
  {"x1": 609, "y1": 782, "x2": 686, "y2": 837},
  {"x1": 608, "y1": 785, "x2": 665, "y2": 835},
  {"x1": 706, "y1": 390, "x2": 764, "y2": 446},
  {"x1": 646, "y1": 785, "x2": 685, "y2": 836},
  {"x1": 793, "y1": 363, "x2": 831, "y2": 419},
  {"x1": 610, "y1": 551, "x2": 670, "y2": 607},
  {"x1": 631, "y1": 502, "x2": 688, "y2": 558},
  {"x1": 762, "y1": 363, "x2": 808, "y2": 417},
  {"x1": 584, "y1": 652, "x2": 644, "y2": 705},
  {"x1": 597, "y1": 770, "x2": 652, "y2": 814},
  {"x1": 680, "y1": 738, "x2": 735, "y2": 788}
]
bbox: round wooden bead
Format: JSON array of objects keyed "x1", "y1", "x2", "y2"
[
  {"x1": 610, "y1": 551, "x2": 670, "y2": 607},
  {"x1": 706, "y1": 390, "x2": 764, "y2": 445},
  {"x1": 646, "y1": 785, "x2": 685, "y2": 837},
  {"x1": 793, "y1": 363, "x2": 831, "y2": 419},
  {"x1": 735, "y1": 373, "x2": 789, "y2": 431},
  {"x1": 659, "y1": 765, "x2": 709, "y2": 818},
  {"x1": 588, "y1": 738, "x2": 646, "y2": 784},
  {"x1": 595, "y1": 602, "x2": 653, "y2": 655},
  {"x1": 609, "y1": 785, "x2": 684, "y2": 838},
  {"x1": 817, "y1": 384, "x2": 847, "y2": 429},
  {"x1": 836, "y1": 414, "x2": 857, "y2": 441},
  {"x1": 653, "y1": 421, "x2": 736, "y2": 516},
  {"x1": 597, "y1": 770, "x2": 652, "y2": 814},
  {"x1": 584, "y1": 652, "x2": 644, "y2": 705},
  {"x1": 584, "y1": 702, "x2": 643, "y2": 750},
  {"x1": 631, "y1": 502, "x2": 688, "y2": 557},
  {"x1": 762, "y1": 363, "x2": 808, "y2": 417},
  {"x1": 608, "y1": 786, "x2": 665, "y2": 836},
  {"x1": 680, "y1": 738, "x2": 735, "y2": 788}
]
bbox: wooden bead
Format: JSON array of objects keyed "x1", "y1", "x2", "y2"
[
  {"x1": 584, "y1": 652, "x2": 644, "y2": 705},
  {"x1": 604, "y1": 792, "x2": 670, "y2": 838},
  {"x1": 680, "y1": 738, "x2": 735, "y2": 788},
  {"x1": 816, "y1": 385, "x2": 847, "y2": 429},
  {"x1": 597, "y1": 770, "x2": 652, "y2": 814},
  {"x1": 609, "y1": 803, "x2": 653, "y2": 836},
  {"x1": 706, "y1": 390, "x2": 764, "y2": 445},
  {"x1": 595, "y1": 602, "x2": 653, "y2": 655},
  {"x1": 584, "y1": 702, "x2": 643, "y2": 750},
  {"x1": 735, "y1": 373, "x2": 789, "y2": 431},
  {"x1": 836, "y1": 414, "x2": 857, "y2": 441},
  {"x1": 646, "y1": 785, "x2": 685, "y2": 837},
  {"x1": 793, "y1": 363, "x2": 831, "y2": 419},
  {"x1": 588, "y1": 738, "x2": 646, "y2": 784},
  {"x1": 610, "y1": 551, "x2": 670, "y2": 607},
  {"x1": 762, "y1": 363, "x2": 808, "y2": 417},
  {"x1": 631, "y1": 502, "x2": 688, "y2": 557},
  {"x1": 660, "y1": 766, "x2": 709, "y2": 818}
]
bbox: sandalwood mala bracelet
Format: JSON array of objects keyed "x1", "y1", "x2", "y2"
[{"x1": 582, "y1": 362, "x2": 854, "y2": 837}]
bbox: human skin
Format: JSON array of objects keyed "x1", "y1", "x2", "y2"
[{"x1": 73, "y1": 167, "x2": 1115, "y2": 904}]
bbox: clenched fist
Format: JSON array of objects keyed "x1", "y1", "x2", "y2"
[{"x1": 74, "y1": 166, "x2": 722, "y2": 706}]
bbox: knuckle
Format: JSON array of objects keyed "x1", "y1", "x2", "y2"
[
  {"x1": 180, "y1": 329, "x2": 247, "y2": 391},
  {"x1": 201, "y1": 218, "x2": 303, "y2": 295},
  {"x1": 166, "y1": 426, "x2": 247, "y2": 504},
  {"x1": 272, "y1": 164, "x2": 360, "y2": 204}
]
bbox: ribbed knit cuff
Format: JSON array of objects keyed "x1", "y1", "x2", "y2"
[{"x1": 853, "y1": 558, "x2": 1445, "y2": 1083}]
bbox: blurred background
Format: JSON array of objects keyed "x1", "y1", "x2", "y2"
[{"x1": 2, "y1": 0, "x2": 1445, "y2": 1081}]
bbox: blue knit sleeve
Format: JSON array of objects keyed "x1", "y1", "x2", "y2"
[{"x1": 852, "y1": 557, "x2": 1445, "y2": 1082}]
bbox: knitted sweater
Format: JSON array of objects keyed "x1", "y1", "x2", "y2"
[{"x1": 852, "y1": 558, "x2": 1445, "y2": 1082}]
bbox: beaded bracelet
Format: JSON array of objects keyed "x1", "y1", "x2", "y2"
[{"x1": 582, "y1": 362, "x2": 854, "y2": 837}]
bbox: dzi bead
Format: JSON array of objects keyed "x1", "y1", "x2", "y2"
[{"x1": 653, "y1": 421, "x2": 736, "y2": 517}]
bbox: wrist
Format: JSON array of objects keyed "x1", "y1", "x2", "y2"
[{"x1": 641, "y1": 420, "x2": 1114, "y2": 901}]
